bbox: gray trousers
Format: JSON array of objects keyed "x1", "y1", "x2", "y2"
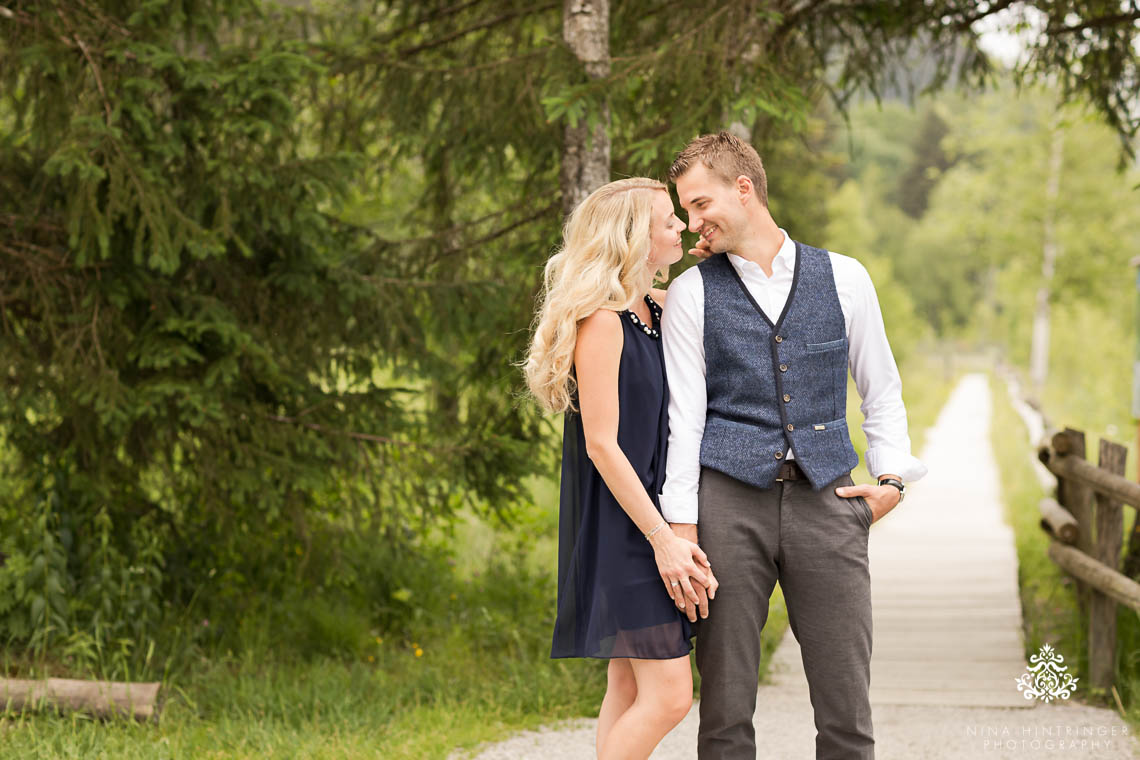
[{"x1": 695, "y1": 467, "x2": 874, "y2": 760}]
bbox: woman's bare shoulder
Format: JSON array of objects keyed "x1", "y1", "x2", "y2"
[
  {"x1": 578, "y1": 308, "x2": 622, "y2": 340},
  {"x1": 576, "y1": 309, "x2": 623, "y2": 364}
]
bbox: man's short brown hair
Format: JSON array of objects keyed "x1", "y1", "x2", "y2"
[{"x1": 668, "y1": 131, "x2": 768, "y2": 208}]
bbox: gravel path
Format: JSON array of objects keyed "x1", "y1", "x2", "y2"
[{"x1": 458, "y1": 374, "x2": 1139, "y2": 759}]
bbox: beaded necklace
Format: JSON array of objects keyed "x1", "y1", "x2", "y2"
[{"x1": 622, "y1": 294, "x2": 662, "y2": 339}]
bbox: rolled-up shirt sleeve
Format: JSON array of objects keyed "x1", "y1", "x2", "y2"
[
  {"x1": 844, "y1": 259, "x2": 928, "y2": 483},
  {"x1": 659, "y1": 268, "x2": 707, "y2": 523}
]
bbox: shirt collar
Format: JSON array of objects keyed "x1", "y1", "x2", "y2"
[{"x1": 727, "y1": 229, "x2": 795, "y2": 274}]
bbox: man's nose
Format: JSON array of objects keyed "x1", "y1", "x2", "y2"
[{"x1": 688, "y1": 216, "x2": 702, "y2": 234}]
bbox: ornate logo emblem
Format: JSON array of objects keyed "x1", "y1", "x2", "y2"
[{"x1": 1015, "y1": 643, "x2": 1078, "y2": 702}]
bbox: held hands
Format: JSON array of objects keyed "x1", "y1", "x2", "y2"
[
  {"x1": 651, "y1": 523, "x2": 718, "y2": 622},
  {"x1": 833, "y1": 481, "x2": 902, "y2": 524}
]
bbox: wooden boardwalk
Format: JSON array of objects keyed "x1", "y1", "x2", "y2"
[{"x1": 769, "y1": 372, "x2": 1031, "y2": 708}]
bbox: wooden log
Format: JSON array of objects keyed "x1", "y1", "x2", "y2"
[
  {"x1": 1059, "y1": 429, "x2": 1094, "y2": 612},
  {"x1": 1042, "y1": 448, "x2": 1140, "y2": 511},
  {"x1": 1047, "y1": 542, "x2": 1140, "y2": 614},
  {"x1": 1051, "y1": 429, "x2": 1072, "y2": 455},
  {"x1": 1089, "y1": 439, "x2": 1127, "y2": 690},
  {"x1": 0, "y1": 678, "x2": 161, "y2": 721},
  {"x1": 1039, "y1": 497, "x2": 1079, "y2": 544}
]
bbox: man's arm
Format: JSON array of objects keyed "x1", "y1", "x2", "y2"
[
  {"x1": 834, "y1": 257, "x2": 927, "y2": 522},
  {"x1": 660, "y1": 268, "x2": 707, "y2": 525},
  {"x1": 660, "y1": 269, "x2": 719, "y2": 615}
]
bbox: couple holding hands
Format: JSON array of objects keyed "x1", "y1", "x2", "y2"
[{"x1": 524, "y1": 132, "x2": 926, "y2": 759}]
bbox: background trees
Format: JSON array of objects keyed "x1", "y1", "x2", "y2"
[{"x1": 1, "y1": 0, "x2": 1137, "y2": 675}]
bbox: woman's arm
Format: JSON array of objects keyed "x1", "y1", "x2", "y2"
[{"x1": 575, "y1": 309, "x2": 712, "y2": 614}]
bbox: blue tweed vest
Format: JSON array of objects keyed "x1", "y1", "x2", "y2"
[{"x1": 699, "y1": 242, "x2": 858, "y2": 490}]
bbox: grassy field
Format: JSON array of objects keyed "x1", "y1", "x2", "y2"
[
  {"x1": 0, "y1": 352, "x2": 960, "y2": 759},
  {"x1": 989, "y1": 373, "x2": 1140, "y2": 732}
]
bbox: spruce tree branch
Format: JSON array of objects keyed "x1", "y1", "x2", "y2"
[
  {"x1": 263, "y1": 412, "x2": 469, "y2": 453},
  {"x1": 90, "y1": 297, "x2": 105, "y2": 368},
  {"x1": 1045, "y1": 10, "x2": 1140, "y2": 35},
  {"x1": 72, "y1": 0, "x2": 132, "y2": 38},
  {"x1": 609, "y1": 4, "x2": 732, "y2": 67},
  {"x1": 380, "y1": 0, "x2": 491, "y2": 42},
  {"x1": 341, "y1": 47, "x2": 549, "y2": 74},
  {"x1": 0, "y1": 5, "x2": 34, "y2": 24},
  {"x1": 54, "y1": 7, "x2": 113, "y2": 126},
  {"x1": 775, "y1": 0, "x2": 835, "y2": 37},
  {"x1": 0, "y1": 214, "x2": 66, "y2": 235},
  {"x1": 395, "y1": 2, "x2": 558, "y2": 57},
  {"x1": 951, "y1": 0, "x2": 1018, "y2": 31},
  {"x1": 434, "y1": 201, "x2": 556, "y2": 259},
  {"x1": 366, "y1": 201, "x2": 555, "y2": 258},
  {"x1": 360, "y1": 275, "x2": 506, "y2": 288},
  {"x1": 0, "y1": 240, "x2": 71, "y2": 268}
]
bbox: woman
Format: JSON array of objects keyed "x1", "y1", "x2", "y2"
[{"x1": 524, "y1": 177, "x2": 717, "y2": 759}]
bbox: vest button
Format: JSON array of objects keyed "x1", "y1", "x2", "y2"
[
  {"x1": 786, "y1": 424, "x2": 794, "y2": 432},
  {"x1": 779, "y1": 363, "x2": 788, "y2": 372},
  {"x1": 774, "y1": 451, "x2": 783, "y2": 459},
  {"x1": 774, "y1": 335, "x2": 783, "y2": 343},
  {"x1": 783, "y1": 394, "x2": 791, "y2": 403}
]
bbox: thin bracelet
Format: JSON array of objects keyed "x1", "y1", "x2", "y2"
[{"x1": 644, "y1": 520, "x2": 667, "y2": 541}]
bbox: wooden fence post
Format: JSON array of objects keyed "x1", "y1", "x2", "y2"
[
  {"x1": 1057, "y1": 429, "x2": 1094, "y2": 612},
  {"x1": 1089, "y1": 438, "x2": 1127, "y2": 690}
]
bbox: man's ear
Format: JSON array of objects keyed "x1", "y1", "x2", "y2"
[{"x1": 736, "y1": 175, "x2": 753, "y2": 205}]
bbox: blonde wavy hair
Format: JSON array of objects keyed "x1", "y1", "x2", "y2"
[{"x1": 524, "y1": 177, "x2": 670, "y2": 414}]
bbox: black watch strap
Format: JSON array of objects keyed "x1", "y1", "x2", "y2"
[
  {"x1": 878, "y1": 477, "x2": 904, "y2": 491},
  {"x1": 878, "y1": 477, "x2": 905, "y2": 503}
]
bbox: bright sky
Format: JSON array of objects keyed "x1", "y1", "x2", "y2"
[{"x1": 974, "y1": 5, "x2": 1045, "y2": 66}]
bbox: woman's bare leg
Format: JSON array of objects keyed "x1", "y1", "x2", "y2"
[
  {"x1": 597, "y1": 658, "x2": 638, "y2": 753},
  {"x1": 597, "y1": 655, "x2": 692, "y2": 760}
]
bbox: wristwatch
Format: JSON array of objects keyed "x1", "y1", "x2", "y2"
[{"x1": 878, "y1": 478, "x2": 906, "y2": 504}]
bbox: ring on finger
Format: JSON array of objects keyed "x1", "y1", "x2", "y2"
[{"x1": 670, "y1": 581, "x2": 679, "y2": 587}]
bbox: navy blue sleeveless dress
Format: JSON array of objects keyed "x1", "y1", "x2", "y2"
[{"x1": 550, "y1": 295, "x2": 694, "y2": 660}]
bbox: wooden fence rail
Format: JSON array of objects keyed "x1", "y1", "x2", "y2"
[{"x1": 1037, "y1": 428, "x2": 1140, "y2": 692}]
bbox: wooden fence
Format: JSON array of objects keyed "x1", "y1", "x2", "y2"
[{"x1": 1037, "y1": 428, "x2": 1140, "y2": 691}]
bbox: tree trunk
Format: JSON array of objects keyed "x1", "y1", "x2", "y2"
[
  {"x1": 560, "y1": 0, "x2": 610, "y2": 217},
  {"x1": 1029, "y1": 122, "x2": 1063, "y2": 393},
  {"x1": 726, "y1": 42, "x2": 763, "y2": 143}
]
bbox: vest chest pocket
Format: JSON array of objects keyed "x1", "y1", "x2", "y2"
[{"x1": 804, "y1": 337, "x2": 847, "y2": 354}]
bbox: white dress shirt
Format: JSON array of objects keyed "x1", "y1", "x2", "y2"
[{"x1": 659, "y1": 231, "x2": 927, "y2": 524}]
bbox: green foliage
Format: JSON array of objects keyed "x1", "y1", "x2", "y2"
[
  {"x1": 0, "y1": 0, "x2": 556, "y2": 668},
  {"x1": 837, "y1": 83, "x2": 1140, "y2": 341}
]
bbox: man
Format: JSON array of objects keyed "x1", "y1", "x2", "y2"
[{"x1": 659, "y1": 132, "x2": 927, "y2": 760}]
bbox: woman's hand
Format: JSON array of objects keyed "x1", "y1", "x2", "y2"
[
  {"x1": 650, "y1": 529, "x2": 713, "y2": 620},
  {"x1": 687, "y1": 235, "x2": 714, "y2": 260}
]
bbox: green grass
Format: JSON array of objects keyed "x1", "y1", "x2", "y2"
[
  {"x1": 1, "y1": 562, "x2": 606, "y2": 759},
  {"x1": 0, "y1": 351, "x2": 961, "y2": 758},
  {"x1": 989, "y1": 372, "x2": 1140, "y2": 732},
  {"x1": 0, "y1": 655, "x2": 605, "y2": 759}
]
